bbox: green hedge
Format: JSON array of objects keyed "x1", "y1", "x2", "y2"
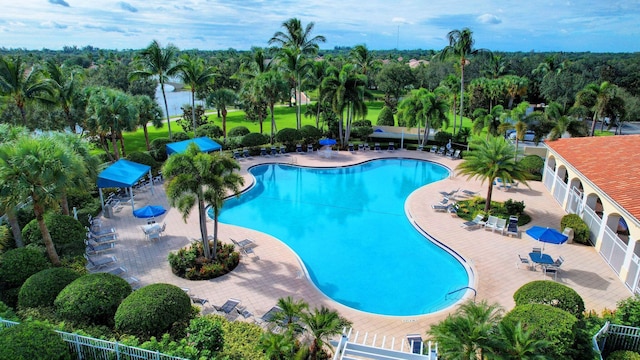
[
  {"x1": 560, "y1": 214, "x2": 591, "y2": 245},
  {"x1": 275, "y1": 128, "x2": 301, "y2": 145},
  {"x1": 608, "y1": 350, "x2": 640, "y2": 360},
  {"x1": 18, "y1": 268, "x2": 81, "y2": 309},
  {"x1": 241, "y1": 133, "x2": 269, "y2": 147},
  {"x1": 21, "y1": 214, "x2": 86, "y2": 258},
  {"x1": 514, "y1": 280, "x2": 585, "y2": 318},
  {"x1": 149, "y1": 137, "x2": 172, "y2": 162},
  {"x1": 0, "y1": 321, "x2": 71, "y2": 360},
  {"x1": 55, "y1": 273, "x2": 131, "y2": 326},
  {"x1": 195, "y1": 123, "x2": 224, "y2": 139},
  {"x1": 0, "y1": 247, "x2": 49, "y2": 289},
  {"x1": 126, "y1": 151, "x2": 159, "y2": 173},
  {"x1": 376, "y1": 106, "x2": 394, "y2": 126},
  {"x1": 228, "y1": 126, "x2": 250, "y2": 137},
  {"x1": 614, "y1": 295, "x2": 640, "y2": 326},
  {"x1": 115, "y1": 283, "x2": 191, "y2": 338}
]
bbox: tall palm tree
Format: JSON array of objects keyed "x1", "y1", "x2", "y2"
[
  {"x1": 398, "y1": 88, "x2": 449, "y2": 147},
  {"x1": 0, "y1": 136, "x2": 84, "y2": 265},
  {"x1": 507, "y1": 101, "x2": 531, "y2": 159},
  {"x1": 502, "y1": 75, "x2": 529, "y2": 109},
  {"x1": 130, "y1": 40, "x2": 180, "y2": 140},
  {"x1": 471, "y1": 105, "x2": 505, "y2": 140},
  {"x1": 0, "y1": 125, "x2": 29, "y2": 246},
  {"x1": 575, "y1": 81, "x2": 624, "y2": 136},
  {"x1": 440, "y1": 74, "x2": 460, "y2": 133},
  {"x1": 269, "y1": 18, "x2": 326, "y2": 129},
  {"x1": 162, "y1": 144, "x2": 243, "y2": 259},
  {"x1": 487, "y1": 321, "x2": 551, "y2": 360},
  {"x1": 427, "y1": 300, "x2": 503, "y2": 360},
  {"x1": 256, "y1": 70, "x2": 289, "y2": 143},
  {"x1": 304, "y1": 60, "x2": 330, "y2": 129},
  {"x1": 175, "y1": 54, "x2": 217, "y2": 135},
  {"x1": 456, "y1": 136, "x2": 530, "y2": 213},
  {"x1": 133, "y1": 95, "x2": 164, "y2": 151},
  {"x1": 438, "y1": 28, "x2": 484, "y2": 135},
  {"x1": 206, "y1": 88, "x2": 237, "y2": 143},
  {"x1": 301, "y1": 306, "x2": 349, "y2": 358},
  {"x1": 0, "y1": 56, "x2": 54, "y2": 126},
  {"x1": 42, "y1": 59, "x2": 84, "y2": 129},
  {"x1": 546, "y1": 102, "x2": 586, "y2": 140}
]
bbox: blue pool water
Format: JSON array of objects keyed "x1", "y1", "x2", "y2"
[{"x1": 213, "y1": 158, "x2": 470, "y2": 316}]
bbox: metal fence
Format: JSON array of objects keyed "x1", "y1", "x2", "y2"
[
  {"x1": 0, "y1": 318, "x2": 188, "y2": 360},
  {"x1": 594, "y1": 321, "x2": 640, "y2": 359}
]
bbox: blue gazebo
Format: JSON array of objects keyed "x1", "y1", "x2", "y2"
[
  {"x1": 97, "y1": 159, "x2": 153, "y2": 211},
  {"x1": 166, "y1": 137, "x2": 222, "y2": 155}
]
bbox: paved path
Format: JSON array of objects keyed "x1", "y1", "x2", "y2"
[{"x1": 97, "y1": 148, "x2": 631, "y2": 344}]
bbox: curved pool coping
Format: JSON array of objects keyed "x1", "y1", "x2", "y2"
[{"x1": 209, "y1": 157, "x2": 475, "y2": 317}]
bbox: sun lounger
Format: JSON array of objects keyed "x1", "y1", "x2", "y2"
[
  {"x1": 86, "y1": 226, "x2": 116, "y2": 238},
  {"x1": 296, "y1": 144, "x2": 303, "y2": 153},
  {"x1": 85, "y1": 240, "x2": 115, "y2": 255},
  {"x1": 236, "y1": 305, "x2": 253, "y2": 318},
  {"x1": 506, "y1": 216, "x2": 520, "y2": 237},
  {"x1": 430, "y1": 145, "x2": 437, "y2": 153},
  {"x1": 348, "y1": 143, "x2": 355, "y2": 152},
  {"x1": 462, "y1": 189, "x2": 478, "y2": 197},
  {"x1": 219, "y1": 298, "x2": 241, "y2": 314},
  {"x1": 279, "y1": 145, "x2": 287, "y2": 155},
  {"x1": 483, "y1": 216, "x2": 499, "y2": 231},
  {"x1": 417, "y1": 145, "x2": 424, "y2": 151},
  {"x1": 307, "y1": 144, "x2": 314, "y2": 153},
  {"x1": 461, "y1": 214, "x2": 485, "y2": 229},
  {"x1": 387, "y1": 142, "x2": 395, "y2": 151},
  {"x1": 260, "y1": 147, "x2": 268, "y2": 156},
  {"x1": 432, "y1": 203, "x2": 454, "y2": 212},
  {"x1": 363, "y1": 143, "x2": 370, "y2": 151},
  {"x1": 374, "y1": 143, "x2": 381, "y2": 152},
  {"x1": 106, "y1": 266, "x2": 127, "y2": 277},
  {"x1": 493, "y1": 218, "x2": 507, "y2": 234},
  {"x1": 358, "y1": 143, "x2": 364, "y2": 151},
  {"x1": 85, "y1": 254, "x2": 117, "y2": 270}
]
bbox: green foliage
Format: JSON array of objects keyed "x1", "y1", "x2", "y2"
[
  {"x1": 518, "y1": 155, "x2": 545, "y2": 179},
  {"x1": 376, "y1": 106, "x2": 395, "y2": 126},
  {"x1": 514, "y1": 280, "x2": 585, "y2": 318},
  {"x1": 614, "y1": 295, "x2": 640, "y2": 326},
  {"x1": 186, "y1": 316, "x2": 225, "y2": 357},
  {"x1": 149, "y1": 137, "x2": 172, "y2": 161},
  {"x1": 434, "y1": 131, "x2": 453, "y2": 145},
  {"x1": 351, "y1": 123, "x2": 374, "y2": 140},
  {"x1": 119, "y1": 334, "x2": 201, "y2": 359},
  {"x1": 503, "y1": 304, "x2": 579, "y2": 360},
  {"x1": 275, "y1": 128, "x2": 301, "y2": 145},
  {"x1": 55, "y1": 273, "x2": 131, "y2": 326},
  {"x1": 0, "y1": 247, "x2": 49, "y2": 289},
  {"x1": 299, "y1": 125, "x2": 323, "y2": 145},
  {"x1": 241, "y1": 132, "x2": 269, "y2": 147},
  {"x1": 74, "y1": 198, "x2": 102, "y2": 229},
  {"x1": 503, "y1": 199, "x2": 526, "y2": 216},
  {"x1": 560, "y1": 214, "x2": 591, "y2": 245},
  {"x1": 0, "y1": 225, "x2": 12, "y2": 255},
  {"x1": 228, "y1": 126, "x2": 250, "y2": 137},
  {"x1": 18, "y1": 267, "x2": 81, "y2": 309},
  {"x1": 0, "y1": 300, "x2": 18, "y2": 321},
  {"x1": 608, "y1": 350, "x2": 640, "y2": 360},
  {"x1": 455, "y1": 197, "x2": 531, "y2": 225},
  {"x1": 195, "y1": 123, "x2": 224, "y2": 139},
  {"x1": 168, "y1": 241, "x2": 239, "y2": 280},
  {"x1": 352, "y1": 120, "x2": 372, "y2": 127},
  {"x1": 0, "y1": 321, "x2": 71, "y2": 360},
  {"x1": 219, "y1": 318, "x2": 265, "y2": 360},
  {"x1": 21, "y1": 214, "x2": 86, "y2": 258},
  {"x1": 114, "y1": 283, "x2": 191, "y2": 339},
  {"x1": 172, "y1": 132, "x2": 191, "y2": 141},
  {"x1": 125, "y1": 151, "x2": 160, "y2": 172}
]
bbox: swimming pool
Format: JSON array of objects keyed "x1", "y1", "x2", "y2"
[{"x1": 212, "y1": 158, "x2": 470, "y2": 316}]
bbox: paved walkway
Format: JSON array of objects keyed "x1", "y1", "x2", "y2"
[{"x1": 97, "y1": 148, "x2": 631, "y2": 343}]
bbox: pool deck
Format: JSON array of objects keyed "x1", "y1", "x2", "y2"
[{"x1": 99, "y1": 148, "x2": 631, "y2": 343}]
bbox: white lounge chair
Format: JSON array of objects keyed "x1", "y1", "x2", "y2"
[
  {"x1": 493, "y1": 218, "x2": 507, "y2": 234},
  {"x1": 461, "y1": 214, "x2": 485, "y2": 230},
  {"x1": 483, "y1": 216, "x2": 499, "y2": 231}
]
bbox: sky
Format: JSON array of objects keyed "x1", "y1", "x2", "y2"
[{"x1": 2, "y1": 0, "x2": 640, "y2": 53}]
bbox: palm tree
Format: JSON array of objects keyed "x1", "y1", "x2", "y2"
[
  {"x1": 502, "y1": 75, "x2": 529, "y2": 109},
  {"x1": 175, "y1": 54, "x2": 217, "y2": 135},
  {"x1": 255, "y1": 70, "x2": 289, "y2": 143},
  {"x1": 272, "y1": 296, "x2": 309, "y2": 334},
  {"x1": 304, "y1": 60, "x2": 330, "y2": 129},
  {"x1": 133, "y1": 95, "x2": 164, "y2": 150},
  {"x1": 438, "y1": 28, "x2": 485, "y2": 135},
  {"x1": 487, "y1": 321, "x2": 550, "y2": 360},
  {"x1": 472, "y1": 105, "x2": 505, "y2": 140},
  {"x1": 0, "y1": 136, "x2": 84, "y2": 265},
  {"x1": 130, "y1": 40, "x2": 180, "y2": 140},
  {"x1": 301, "y1": 306, "x2": 349, "y2": 358},
  {"x1": 269, "y1": 18, "x2": 326, "y2": 129},
  {"x1": 427, "y1": 300, "x2": 503, "y2": 360},
  {"x1": 162, "y1": 144, "x2": 243, "y2": 259},
  {"x1": 507, "y1": 101, "x2": 531, "y2": 158},
  {"x1": 0, "y1": 125, "x2": 29, "y2": 246},
  {"x1": 440, "y1": 74, "x2": 460, "y2": 133},
  {"x1": 206, "y1": 88, "x2": 237, "y2": 142},
  {"x1": 398, "y1": 88, "x2": 449, "y2": 147},
  {"x1": 0, "y1": 56, "x2": 54, "y2": 126},
  {"x1": 546, "y1": 102, "x2": 586, "y2": 140},
  {"x1": 575, "y1": 81, "x2": 624, "y2": 136},
  {"x1": 258, "y1": 332, "x2": 297, "y2": 360},
  {"x1": 42, "y1": 59, "x2": 84, "y2": 129},
  {"x1": 456, "y1": 136, "x2": 530, "y2": 213}
]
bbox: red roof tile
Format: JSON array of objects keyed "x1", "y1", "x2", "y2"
[{"x1": 545, "y1": 135, "x2": 640, "y2": 224}]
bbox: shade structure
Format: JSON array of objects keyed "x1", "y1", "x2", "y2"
[
  {"x1": 166, "y1": 137, "x2": 222, "y2": 155},
  {"x1": 133, "y1": 205, "x2": 166, "y2": 218},
  {"x1": 97, "y1": 159, "x2": 151, "y2": 189},
  {"x1": 526, "y1": 226, "x2": 568, "y2": 249},
  {"x1": 319, "y1": 138, "x2": 337, "y2": 146}
]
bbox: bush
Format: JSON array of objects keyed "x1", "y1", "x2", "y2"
[
  {"x1": 353, "y1": 120, "x2": 372, "y2": 127},
  {"x1": 513, "y1": 280, "x2": 585, "y2": 318},
  {"x1": 614, "y1": 295, "x2": 640, "y2": 326},
  {"x1": 275, "y1": 128, "x2": 301, "y2": 145},
  {"x1": 0, "y1": 225, "x2": 13, "y2": 255},
  {"x1": 299, "y1": 125, "x2": 323, "y2": 145},
  {"x1": 22, "y1": 214, "x2": 86, "y2": 258},
  {"x1": 434, "y1": 131, "x2": 453, "y2": 145},
  {"x1": 168, "y1": 240, "x2": 239, "y2": 280},
  {"x1": 377, "y1": 106, "x2": 394, "y2": 126},
  {"x1": 519, "y1": 155, "x2": 545, "y2": 179},
  {"x1": 503, "y1": 199, "x2": 526, "y2": 216},
  {"x1": 172, "y1": 132, "x2": 191, "y2": 141},
  {"x1": 0, "y1": 300, "x2": 18, "y2": 320},
  {"x1": 560, "y1": 214, "x2": 591, "y2": 245},
  {"x1": 0, "y1": 321, "x2": 71, "y2": 360},
  {"x1": 0, "y1": 247, "x2": 49, "y2": 289},
  {"x1": 114, "y1": 283, "x2": 191, "y2": 338},
  {"x1": 18, "y1": 268, "x2": 81, "y2": 309},
  {"x1": 219, "y1": 319, "x2": 265, "y2": 360},
  {"x1": 351, "y1": 124, "x2": 374, "y2": 140},
  {"x1": 195, "y1": 123, "x2": 224, "y2": 139},
  {"x1": 241, "y1": 133, "x2": 269, "y2": 147},
  {"x1": 228, "y1": 126, "x2": 250, "y2": 137},
  {"x1": 149, "y1": 137, "x2": 172, "y2": 162},
  {"x1": 503, "y1": 304, "x2": 579, "y2": 360},
  {"x1": 608, "y1": 350, "x2": 640, "y2": 360},
  {"x1": 55, "y1": 273, "x2": 131, "y2": 326},
  {"x1": 186, "y1": 316, "x2": 225, "y2": 357},
  {"x1": 126, "y1": 151, "x2": 160, "y2": 172}
]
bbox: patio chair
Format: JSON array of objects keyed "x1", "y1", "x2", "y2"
[
  {"x1": 296, "y1": 144, "x2": 303, "y2": 153},
  {"x1": 260, "y1": 147, "x2": 268, "y2": 157},
  {"x1": 307, "y1": 144, "x2": 314, "y2": 153},
  {"x1": 374, "y1": 143, "x2": 381, "y2": 152},
  {"x1": 461, "y1": 214, "x2": 485, "y2": 230},
  {"x1": 126, "y1": 277, "x2": 141, "y2": 290},
  {"x1": 358, "y1": 143, "x2": 364, "y2": 151},
  {"x1": 243, "y1": 148, "x2": 251, "y2": 158},
  {"x1": 279, "y1": 145, "x2": 287, "y2": 155},
  {"x1": 231, "y1": 238, "x2": 256, "y2": 256},
  {"x1": 462, "y1": 189, "x2": 478, "y2": 197},
  {"x1": 348, "y1": 143, "x2": 355, "y2": 152},
  {"x1": 506, "y1": 216, "x2": 520, "y2": 237},
  {"x1": 417, "y1": 145, "x2": 424, "y2": 151},
  {"x1": 233, "y1": 150, "x2": 241, "y2": 160},
  {"x1": 106, "y1": 266, "x2": 127, "y2": 277},
  {"x1": 493, "y1": 218, "x2": 507, "y2": 235},
  {"x1": 432, "y1": 203, "x2": 454, "y2": 213},
  {"x1": 85, "y1": 226, "x2": 116, "y2": 238},
  {"x1": 436, "y1": 146, "x2": 445, "y2": 155},
  {"x1": 517, "y1": 255, "x2": 532, "y2": 270},
  {"x1": 85, "y1": 240, "x2": 115, "y2": 256},
  {"x1": 236, "y1": 305, "x2": 253, "y2": 318},
  {"x1": 450, "y1": 149, "x2": 461, "y2": 159},
  {"x1": 270, "y1": 146, "x2": 278, "y2": 156},
  {"x1": 532, "y1": 247, "x2": 542, "y2": 254},
  {"x1": 483, "y1": 216, "x2": 499, "y2": 231},
  {"x1": 85, "y1": 254, "x2": 117, "y2": 271},
  {"x1": 406, "y1": 334, "x2": 424, "y2": 355},
  {"x1": 439, "y1": 188, "x2": 459, "y2": 198},
  {"x1": 544, "y1": 265, "x2": 560, "y2": 280},
  {"x1": 148, "y1": 231, "x2": 161, "y2": 241},
  {"x1": 388, "y1": 142, "x2": 395, "y2": 151},
  {"x1": 190, "y1": 295, "x2": 209, "y2": 306},
  {"x1": 363, "y1": 143, "x2": 370, "y2": 151},
  {"x1": 87, "y1": 232, "x2": 118, "y2": 245},
  {"x1": 430, "y1": 145, "x2": 438, "y2": 153},
  {"x1": 445, "y1": 147, "x2": 455, "y2": 157}
]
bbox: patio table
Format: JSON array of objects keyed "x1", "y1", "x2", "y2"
[{"x1": 529, "y1": 252, "x2": 555, "y2": 270}]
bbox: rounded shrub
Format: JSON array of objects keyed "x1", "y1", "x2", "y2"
[
  {"x1": 275, "y1": 128, "x2": 301, "y2": 145},
  {"x1": 22, "y1": 214, "x2": 86, "y2": 258},
  {"x1": 608, "y1": 350, "x2": 640, "y2": 360},
  {"x1": 115, "y1": 283, "x2": 191, "y2": 338},
  {"x1": 55, "y1": 273, "x2": 131, "y2": 326},
  {"x1": 228, "y1": 126, "x2": 250, "y2": 137},
  {"x1": 0, "y1": 321, "x2": 71, "y2": 360},
  {"x1": 514, "y1": 280, "x2": 585, "y2": 318},
  {"x1": 172, "y1": 132, "x2": 191, "y2": 141},
  {"x1": 503, "y1": 304, "x2": 578, "y2": 360},
  {"x1": 241, "y1": 133, "x2": 269, "y2": 147},
  {"x1": 614, "y1": 295, "x2": 640, "y2": 326},
  {"x1": 519, "y1": 155, "x2": 545, "y2": 179},
  {"x1": 434, "y1": 131, "x2": 453, "y2": 145},
  {"x1": 377, "y1": 106, "x2": 394, "y2": 126},
  {"x1": 195, "y1": 123, "x2": 224, "y2": 139},
  {"x1": 186, "y1": 316, "x2": 225, "y2": 356},
  {"x1": 126, "y1": 151, "x2": 159, "y2": 172},
  {"x1": 560, "y1": 213, "x2": 591, "y2": 245},
  {"x1": 149, "y1": 137, "x2": 172, "y2": 161},
  {"x1": 299, "y1": 125, "x2": 323, "y2": 144},
  {"x1": 18, "y1": 268, "x2": 81, "y2": 309},
  {"x1": 0, "y1": 247, "x2": 49, "y2": 289}
]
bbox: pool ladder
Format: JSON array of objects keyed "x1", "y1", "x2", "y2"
[{"x1": 446, "y1": 286, "x2": 477, "y2": 302}]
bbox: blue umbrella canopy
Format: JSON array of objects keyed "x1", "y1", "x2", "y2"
[
  {"x1": 133, "y1": 205, "x2": 166, "y2": 218},
  {"x1": 526, "y1": 226, "x2": 568, "y2": 245},
  {"x1": 319, "y1": 138, "x2": 337, "y2": 146}
]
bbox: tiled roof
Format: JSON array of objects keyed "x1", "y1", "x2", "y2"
[{"x1": 545, "y1": 135, "x2": 640, "y2": 223}]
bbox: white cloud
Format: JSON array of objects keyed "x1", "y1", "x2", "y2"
[{"x1": 477, "y1": 13, "x2": 501, "y2": 25}]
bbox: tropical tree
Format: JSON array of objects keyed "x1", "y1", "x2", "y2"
[
  {"x1": 472, "y1": 105, "x2": 505, "y2": 140},
  {"x1": 42, "y1": 59, "x2": 84, "y2": 129},
  {"x1": 130, "y1": 40, "x2": 180, "y2": 139},
  {"x1": 303, "y1": 60, "x2": 330, "y2": 128},
  {"x1": 575, "y1": 81, "x2": 624, "y2": 136},
  {"x1": 440, "y1": 74, "x2": 460, "y2": 133},
  {"x1": 375, "y1": 61, "x2": 414, "y2": 110},
  {"x1": 0, "y1": 125, "x2": 29, "y2": 246},
  {"x1": 175, "y1": 54, "x2": 216, "y2": 135},
  {"x1": 502, "y1": 75, "x2": 529, "y2": 109},
  {"x1": 255, "y1": 70, "x2": 289, "y2": 143},
  {"x1": 456, "y1": 136, "x2": 531, "y2": 213},
  {"x1": 0, "y1": 56, "x2": 54, "y2": 126},
  {"x1": 269, "y1": 18, "x2": 326, "y2": 129},
  {"x1": 272, "y1": 296, "x2": 309, "y2": 334},
  {"x1": 302, "y1": 306, "x2": 349, "y2": 358},
  {"x1": 258, "y1": 332, "x2": 297, "y2": 360},
  {"x1": 0, "y1": 136, "x2": 85, "y2": 265},
  {"x1": 398, "y1": 88, "x2": 449, "y2": 146},
  {"x1": 206, "y1": 88, "x2": 237, "y2": 142},
  {"x1": 487, "y1": 321, "x2": 551, "y2": 360},
  {"x1": 162, "y1": 144, "x2": 243, "y2": 259},
  {"x1": 507, "y1": 101, "x2": 531, "y2": 157},
  {"x1": 133, "y1": 95, "x2": 164, "y2": 150},
  {"x1": 427, "y1": 300, "x2": 503, "y2": 360},
  {"x1": 438, "y1": 28, "x2": 485, "y2": 133},
  {"x1": 545, "y1": 102, "x2": 587, "y2": 140}
]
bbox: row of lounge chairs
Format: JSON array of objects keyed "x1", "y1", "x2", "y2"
[{"x1": 461, "y1": 214, "x2": 520, "y2": 237}]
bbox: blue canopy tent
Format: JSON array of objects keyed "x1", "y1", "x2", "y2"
[
  {"x1": 166, "y1": 137, "x2": 222, "y2": 155},
  {"x1": 97, "y1": 159, "x2": 154, "y2": 212}
]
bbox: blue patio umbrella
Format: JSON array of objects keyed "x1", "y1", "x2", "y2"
[
  {"x1": 133, "y1": 205, "x2": 166, "y2": 218},
  {"x1": 319, "y1": 138, "x2": 337, "y2": 146},
  {"x1": 526, "y1": 226, "x2": 568, "y2": 250}
]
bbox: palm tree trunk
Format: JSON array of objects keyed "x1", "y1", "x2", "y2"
[
  {"x1": 191, "y1": 90, "x2": 197, "y2": 134},
  {"x1": 222, "y1": 108, "x2": 228, "y2": 143},
  {"x1": 119, "y1": 132, "x2": 127, "y2": 158},
  {"x1": 296, "y1": 74, "x2": 302, "y2": 129},
  {"x1": 7, "y1": 209, "x2": 23, "y2": 247},
  {"x1": 270, "y1": 104, "x2": 276, "y2": 144},
  {"x1": 316, "y1": 102, "x2": 321, "y2": 129},
  {"x1": 143, "y1": 125, "x2": 150, "y2": 151},
  {"x1": 484, "y1": 181, "x2": 495, "y2": 213},
  {"x1": 160, "y1": 82, "x2": 173, "y2": 140},
  {"x1": 198, "y1": 199, "x2": 211, "y2": 259},
  {"x1": 34, "y1": 205, "x2": 60, "y2": 266},
  {"x1": 590, "y1": 112, "x2": 598, "y2": 136},
  {"x1": 458, "y1": 61, "x2": 465, "y2": 136},
  {"x1": 452, "y1": 96, "x2": 457, "y2": 135},
  {"x1": 111, "y1": 132, "x2": 120, "y2": 160},
  {"x1": 60, "y1": 191, "x2": 70, "y2": 216}
]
